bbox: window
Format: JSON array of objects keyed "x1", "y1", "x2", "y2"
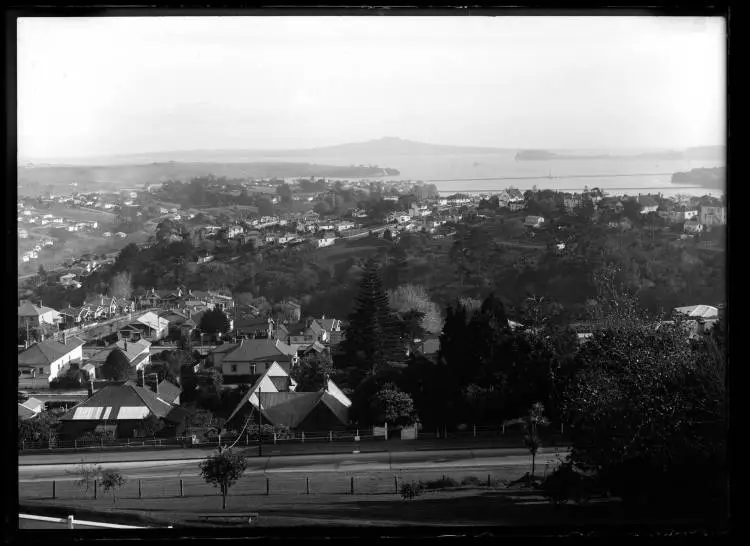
[
  {"x1": 250, "y1": 364, "x2": 257, "y2": 375},
  {"x1": 265, "y1": 362, "x2": 271, "y2": 370},
  {"x1": 231, "y1": 364, "x2": 238, "y2": 373},
  {"x1": 39, "y1": 368, "x2": 45, "y2": 374}
]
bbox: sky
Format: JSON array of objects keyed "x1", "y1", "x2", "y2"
[{"x1": 17, "y1": 16, "x2": 726, "y2": 160}]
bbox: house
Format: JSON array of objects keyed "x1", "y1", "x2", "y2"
[
  {"x1": 59, "y1": 306, "x2": 90, "y2": 327},
  {"x1": 638, "y1": 195, "x2": 659, "y2": 214},
  {"x1": 524, "y1": 215, "x2": 545, "y2": 228},
  {"x1": 18, "y1": 336, "x2": 85, "y2": 387},
  {"x1": 133, "y1": 311, "x2": 169, "y2": 340},
  {"x1": 18, "y1": 301, "x2": 62, "y2": 329},
  {"x1": 18, "y1": 228, "x2": 28, "y2": 239},
  {"x1": 672, "y1": 305, "x2": 719, "y2": 335},
  {"x1": 196, "y1": 253, "x2": 214, "y2": 265},
  {"x1": 151, "y1": 380, "x2": 181, "y2": 405},
  {"x1": 88, "y1": 338, "x2": 151, "y2": 377},
  {"x1": 317, "y1": 235, "x2": 336, "y2": 248},
  {"x1": 668, "y1": 207, "x2": 699, "y2": 224},
  {"x1": 57, "y1": 382, "x2": 188, "y2": 440},
  {"x1": 234, "y1": 317, "x2": 275, "y2": 339},
  {"x1": 83, "y1": 295, "x2": 118, "y2": 319},
  {"x1": 564, "y1": 196, "x2": 582, "y2": 212},
  {"x1": 684, "y1": 219, "x2": 704, "y2": 234},
  {"x1": 699, "y1": 205, "x2": 727, "y2": 226},
  {"x1": 225, "y1": 364, "x2": 351, "y2": 432},
  {"x1": 103, "y1": 232, "x2": 112, "y2": 238},
  {"x1": 115, "y1": 232, "x2": 127, "y2": 238},
  {"x1": 216, "y1": 338, "x2": 299, "y2": 381},
  {"x1": 334, "y1": 221, "x2": 355, "y2": 232},
  {"x1": 59, "y1": 273, "x2": 77, "y2": 287}
]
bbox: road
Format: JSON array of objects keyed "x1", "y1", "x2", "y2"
[{"x1": 19, "y1": 447, "x2": 564, "y2": 483}]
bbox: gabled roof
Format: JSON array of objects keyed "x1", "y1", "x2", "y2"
[
  {"x1": 269, "y1": 376, "x2": 292, "y2": 392},
  {"x1": 137, "y1": 312, "x2": 169, "y2": 331},
  {"x1": 18, "y1": 404, "x2": 38, "y2": 420},
  {"x1": 59, "y1": 383, "x2": 176, "y2": 421},
  {"x1": 258, "y1": 392, "x2": 324, "y2": 428},
  {"x1": 114, "y1": 338, "x2": 151, "y2": 359},
  {"x1": 674, "y1": 305, "x2": 718, "y2": 320},
  {"x1": 18, "y1": 337, "x2": 85, "y2": 367},
  {"x1": 59, "y1": 306, "x2": 82, "y2": 318},
  {"x1": 638, "y1": 195, "x2": 659, "y2": 207},
  {"x1": 22, "y1": 397, "x2": 45, "y2": 412},
  {"x1": 223, "y1": 338, "x2": 292, "y2": 363},
  {"x1": 154, "y1": 380, "x2": 181, "y2": 404},
  {"x1": 18, "y1": 302, "x2": 58, "y2": 317}
]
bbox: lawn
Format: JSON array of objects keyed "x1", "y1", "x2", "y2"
[{"x1": 38, "y1": 205, "x2": 118, "y2": 223}]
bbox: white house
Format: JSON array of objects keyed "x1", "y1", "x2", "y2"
[
  {"x1": 317, "y1": 236, "x2": 337, "y2": 248},
  {"x1": 524, "y1": 215, "x2": 545, "y2": 228},
  {"x1": 18, "y1": 301, "x2": 62, "y2": 329},
  {"x1": 684, "y1": 219, "x2": 704, "y2": 234},
  {"x1": 18, "y1": 336, "x2": 85, "y2": 387}
]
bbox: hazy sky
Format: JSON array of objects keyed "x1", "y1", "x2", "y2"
[{"x1": 17, "y1": 16, "x2": 725, "y2": 159}]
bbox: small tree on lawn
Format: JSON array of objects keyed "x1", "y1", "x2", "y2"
[
  {"x1": 101, "y1": 469, "x2": 127, "y2": 505},
  {"x1": 199, "y1": 448, "x2": 248, "y2": 510},
  {"x1": 505, "y1": 402, "x2": 550, "y2": 483},
  {"x1": 65, "y1": 459, "x2": 103, "y2": 493},
  {"x1": 371, "y1": 382, "x2": 417, "y2": 429}
]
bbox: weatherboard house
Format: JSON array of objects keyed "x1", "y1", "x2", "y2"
[{"x1": 226, "y1": 362, "x2": 351, "y2": 432}]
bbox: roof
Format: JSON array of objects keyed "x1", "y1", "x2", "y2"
[
  {"x1": 18, "y1": 404, "x2": 38, "y2": 420},
  {"x1": 18, "y1": 302, "x2": 58, "y2": 317},
  {"x1": 269, "y1": 376, "x2": 292, "y2": 392},
  {"x1": 114, "y1": 338, "x2": 151, "y2": 360},
  {"x1": 222, "y1": 338, "x2": 292, "y2": 363},
  {"x1": 18, "y1": 337, "x2": 85, "y2": 367},
  {"x1": 59, "y1": 383, "x2": 176, "y2": 421},
  {"x1": 59, "y1": 306, "x2": 81, "y2": 317},
  {"x1": 154, "y1": 380, "x2": 181, "y2": 404},
  {"x1": 137, "y1": 312, "x2": 169, "y2": 331},
  {"x1": 674, "y1": 305, "x2": 718, "y2": 320},
  {"x1": 22, "y1": 397, "x2": 45, "y2": 411},
  {"x1": 258, "y1": 392, "x2": 324, "y2": 428}
]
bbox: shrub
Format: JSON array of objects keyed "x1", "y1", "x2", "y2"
[
  {"x1": 420, "y1": 477, "x2": 459, "y2": 490},
  {"x1": 460, "y1": 476, "x2": 483, "y2": 486},
  {"x1": 400, "y1": 481, "x2": 424, "y2": 500}
]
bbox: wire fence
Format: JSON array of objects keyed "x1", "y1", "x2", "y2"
[{"x1": 21, "y1": 467, "x2": 538, "y2": 504}]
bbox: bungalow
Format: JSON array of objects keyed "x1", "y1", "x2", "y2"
[
  {"x1": 57, "y1": 382, "x2": 188, "y2": 440},
  {"x1": 234, "y1": 317, "x2": 275, "y2": 339},
  {"x1": 18, "y1": 336, "x2": 85, "y2": 388},
  {"x1": 59, "y1": 306, "x2": 90, "y2": 327},
  {"x1": 87, "y1": 339, "x2": 152, "y2": 376},
  {"x1": 84, "y1": 295, "x2": 118, "y2": 319},
  {"x1": 134, "y1": 311, "x2": 169, "y2": 340},
  {"x1": 524, "y1": 215, "x2": 545, "y2": 228},
  {"x1": 225, "y1": 363, "x2": 351, "y2": 432},
  {"x1": 334, "y1": 221, "x2": 355, "y2": 232}
]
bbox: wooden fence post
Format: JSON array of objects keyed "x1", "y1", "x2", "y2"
[
  {"x1": 487, "y1": 474, "x2": 491, "y2": 487},
  {"x1": 273, "y1": 433, "x2": 277, "y2": 444},
  {"x1": 350, "y1": 476, "x2": 354, "y2": 495},
  {"x1": 473, "y1": 425, "x2": 476, "y2": 437},
  {"x1": 74, "y1": 440, "x2": 78, "y2": 449},
  {"x1": 67, "y1": 515, "x2": 74, "y2": 529},
  {"x1": 266, "y1": 478, "x2": 269, "y2": 496},
  {"x1": 306, "y1": 477, "x2": 310, "y2": 495},
  {"x1": 52, "y1": 480, "x2": 56, "y2": 499},
  {"x1": 502, "y1": 423, "x2": 505, "y2": 436},
  {"x1": 394, "y1": 475, "x2": 398, "y2": 494},
  {"x1": 329, "y1": 431, "x2": 333, "y2": 442},
  {"x1": 22, "y1": 440, "x2": 25, "y2": 451},
  {"x1": 180, "y1": 479, "x2": 184, "y2": 498},
  {"x1": 94, "y1": 480, "x2": 97, "y2": 499},
  {"x1": 139, "y1": 480, "x2": 142, "y2": 499},
  {"x1": 301, "y1": 432, "x2": 305, "y2": 443}
]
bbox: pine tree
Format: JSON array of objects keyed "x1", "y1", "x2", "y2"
[{"x1": 342, "y1": 258, "x2": 405, "y2": 381}]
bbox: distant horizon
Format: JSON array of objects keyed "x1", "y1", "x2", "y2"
[{"x1": 18, "y1": 136, "x2": 726, "y2": 165}]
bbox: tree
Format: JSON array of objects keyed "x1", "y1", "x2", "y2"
[
  {"x1": 504, "y1": 402, "x2": 550, "y2": 482},
  {"x1": 199, "y1": 448, "x2": 248, "y2": 509},
  {"x1": 199, "y1": 308, "x2": 231, "y2": 337},
  {"x1": 276, "y1": 184, "x2": 293, "y2": 204},
  {"x1": 560, "y1": 294, "x2": 727, "y2": 520},
  {"x1": 100, "y1": 469, "x2": 127, "y2": 505},
  {"x1": 140, "y1": 414, "x2": 165, "y2": 439},
  {"x1": 256, "y1": 197, "x2": 274, "y2": 217},
  {"x1": 388, "y1": 284, "x2": 444, "y2": 335},
  {"x1": 341, "y1": 259, "x2": 405, "y2": 381},
  {"x1": 101, "y1": 349, "x2": 132, "y2": 381},
  {"x1": 110, "y1": 270, "x2": 133, "y2": 301},
  {"x1": 371, "y1": 382, "x2": 417, "y2": 428},
  {"x1": 66, "y1": 459, "x2": 103, "y2": 493},
  {"x1": 291, "y1": 350, "x2": 336, "y2": 392}
]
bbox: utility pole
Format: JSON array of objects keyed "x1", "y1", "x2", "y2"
[{"x1": 258, "y1": 384, "x2": 263, "y2": 457}]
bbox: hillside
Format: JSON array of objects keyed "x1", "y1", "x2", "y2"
[
  {"x1": 671, "y1": 166, "x2": 726, "y2": 190},
  {"x1": 17, "y1": 162, "x2": 399, "y2": 194},
  {"x1": 516, "y1": 146, "x2": 726, "y2": 162}
]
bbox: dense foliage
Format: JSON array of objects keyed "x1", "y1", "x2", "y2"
[{"x1": 199, "y1": 448, "x2": 248, "y2": 510}]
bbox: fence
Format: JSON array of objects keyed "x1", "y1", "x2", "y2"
[
  {"x1": 24, "y1": 467, "x2": 538, "y2": 505},
  {"x1": 19, "y1": 424, "x2": 569, "y2": 454},
  {"x1": 19, "y1": 513, "x2": 152, "y2": 529}
]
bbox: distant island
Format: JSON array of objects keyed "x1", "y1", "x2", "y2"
[
  {"x1": 671, "y1": 166, "x2": 725, "y2": 190},
  {"x1": 515, "y1": 146, "x2": 725, "y2": 162}
]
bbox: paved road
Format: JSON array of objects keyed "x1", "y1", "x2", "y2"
[{"x1": 19, "y1": 447, "x2": 564, "y2": 482}]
